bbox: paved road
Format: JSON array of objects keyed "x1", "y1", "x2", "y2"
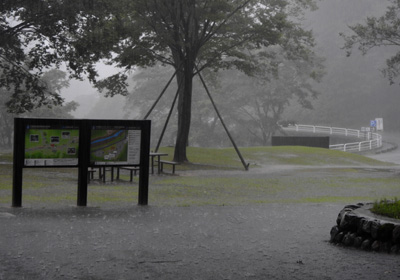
[{"x1": 368, "y1": 132, "x2": 400, "y2": 164}]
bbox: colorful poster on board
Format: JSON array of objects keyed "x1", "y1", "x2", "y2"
[
  {"x1": 24, "y1": 126, "x2": 79, "y2": 166},
  {"x1": 90, "y1": 127, "x2": 141, "y2": 165}
]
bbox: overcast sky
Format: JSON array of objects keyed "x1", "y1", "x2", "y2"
[{"x1": 61, "y1": 62, "x2": 120, "y2": 102}]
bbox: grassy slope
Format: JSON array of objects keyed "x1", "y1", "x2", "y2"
[
  {"x1": 0, "y1": 147, "x2": 398, "y2": 207},
  {"x1": 158, "y1": 146, "x2": 393, "y2": 169}
]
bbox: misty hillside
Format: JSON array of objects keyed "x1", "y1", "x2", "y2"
[{"x1": 283, "y1": 0, "x2": 400, "y2": 131}]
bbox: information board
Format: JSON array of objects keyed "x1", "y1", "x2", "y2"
[
  {"x1": 13, "y1": 118, "x2": 151, "y2": 207},
  {"x1": 90, "y1": 127, "x2": 141, "y2": 165},
  {"x1": 375, "y1": 118, "x2": 384, "y2": 131},
  {"x1": 24, "y1": 124, "x2": 79, "y2": 166}
]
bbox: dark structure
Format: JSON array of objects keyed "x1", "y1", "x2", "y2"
[
  {"x1": 271, "y1": 136, "x2": 330, "y2": 149},
  {"x1": 12, "y1": 118, "x2": 151, "y2": 207}
]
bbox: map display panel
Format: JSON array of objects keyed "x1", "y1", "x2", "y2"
[
  {"x1": 90, "y1": 127, "x2": 141, "y2": 165},
  {"x1": 24, "y1": 125, "x2": 79, "y2": 166}
]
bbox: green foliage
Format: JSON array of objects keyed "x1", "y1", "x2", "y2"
[
  {"x1": 1, "y1": 1, "x2": 70, "y2": 112},
  {"x1": 341, "y1": 0, "x2": 400, "y2": 85},
  {"x1": 67, "y1": 0, "x2": 319, "y2": 161},
  {"x1": 372, "y1": 198, "x2": 400, "y2": 219},
  {"x1": 1, "y1": 0, "x2": 320, "y2": 161},
  {"x1": 280, "y1": 0, "x2": 400, "y2": 130},
  {"x1": 126, "y1": 47, "x2": 324, "y2": 147},
  {"x1": 119, "y1": 2, "x2": 323, "y2": 148},
  {"x1": 0, "y1": 69, "x2": 75, "y2": 148},
  {"x1": 0, "y1": 0, "x2": 121, "y2": 112},
  {"x1": 90, "y1": 0, "x2": 319, "y2": 91}
]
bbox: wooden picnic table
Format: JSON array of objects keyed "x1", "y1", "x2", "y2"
[
  {"x1": 149, "y1": 152, "x2": 168, "y2": 174},
  {"x1": 88, "y1": 153, "x2": 169, "y2": 183}
]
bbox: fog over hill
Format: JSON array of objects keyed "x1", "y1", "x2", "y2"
[{"x1": 284, "y1": 0, "x2": 400, "y2": 131}]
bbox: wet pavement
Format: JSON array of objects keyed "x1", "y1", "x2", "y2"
[
  {"x1": 368, "y1": 132, "x2": 400, "y2": 164},
  {"x1": 1, "y1": 203, "x2": 400, "y2": 280},
  {"x1": 1, "y1": 133, "x2": 400, "y2": 279}
]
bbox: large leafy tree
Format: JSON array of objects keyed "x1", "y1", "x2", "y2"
[
  {"x1": 77, "y1": 0, "x2": 318, "y2": 162},
  {"x1": 123, "y1": 34, "x2": 324, "y2": 148},
  {"x1": 0, "y1": 69, "x2": 74, "y2": 148},
  {"x1": 0, "y1": 0, "x2": 100, "y2": 113},
  {"x1": 1, "y1": 0, "x2": 318, "y2": 162},
  {"x1": 341, "y1": 0, "x2": 400, "y2": 85}
]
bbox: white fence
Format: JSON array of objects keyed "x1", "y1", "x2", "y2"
[{"x1": 282, "y1": 124, "x2": 382, "y2": 153}]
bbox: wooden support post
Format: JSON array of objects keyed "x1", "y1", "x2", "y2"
[
  {"x1": 155, "y1": 89, "x2": 180, "y2": 153},
  {"x1": 77, "y1": 121, "x2": 90, "y2": 206},
  {"x1": 12, "y1": 118, "x2": 24, "y2": 207},
  {"x1": 138, "y1": 121, "x2": 151, "y2": 205},
  {"x1": 143, "y1": 69, "x2": 178, "y2": 120},
  {"x1": 196, "y1": 66, "x2": 249, "y2": 171}
]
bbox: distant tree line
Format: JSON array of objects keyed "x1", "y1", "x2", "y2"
[{"x1": 0, "y1": 69, "x2": 76, "y2": 148}]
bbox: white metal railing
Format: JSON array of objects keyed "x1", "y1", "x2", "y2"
[{"x1": 281, "y1": 124, "x2": 382, "y2": 152}]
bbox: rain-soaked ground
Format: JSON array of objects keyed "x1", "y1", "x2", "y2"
[
  {"x1": 1, "y1": 204, "x2": 400, "y2": 280},
  {"x1": 1, "y1": 132, "x2": 400, "y2": 280}
]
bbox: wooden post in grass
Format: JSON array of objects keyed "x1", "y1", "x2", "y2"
[{"x1": 196, "y1": 66, "x2": 249, "y2": 171}]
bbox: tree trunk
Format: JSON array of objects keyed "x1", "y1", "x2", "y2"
[
  {"x1": 173, "y1": 62, "x2": 194, "y2": 163},
  {"x1": 169, "y1": 0, "x2": 197, "y2": 163}
]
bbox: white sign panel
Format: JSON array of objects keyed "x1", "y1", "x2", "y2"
[{"x1": 375, "y1": 118, "x2": 383, "y2": 131}]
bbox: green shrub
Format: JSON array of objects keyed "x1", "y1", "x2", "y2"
[{"x1": 371, "y1": 198, "x2": 400, "y2": 219}]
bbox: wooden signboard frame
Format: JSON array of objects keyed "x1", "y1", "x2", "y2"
[{"x1": 12, "y1": 118, "x2": 151, "y2": 207}]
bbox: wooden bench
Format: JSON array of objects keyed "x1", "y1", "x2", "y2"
[
  {"x1": 87, "y1": 168, "x2": 97, "y2": 183},
  {"x1": 118, "y1": 166, "x2": 140, "y2": 182},
  {"x1": 159, "y1": 160, "x2": 180, "y2": 174},
  {"x1": 90, "y1": 167, "x2": 116, "y2": 183},
  {"x1": 100, "y1": 167, "x2": 114, "y2": 182}
]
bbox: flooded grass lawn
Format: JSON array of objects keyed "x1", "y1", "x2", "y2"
[{"x1": 1, "y1": 163, "x2": 399, "y2": 207}]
